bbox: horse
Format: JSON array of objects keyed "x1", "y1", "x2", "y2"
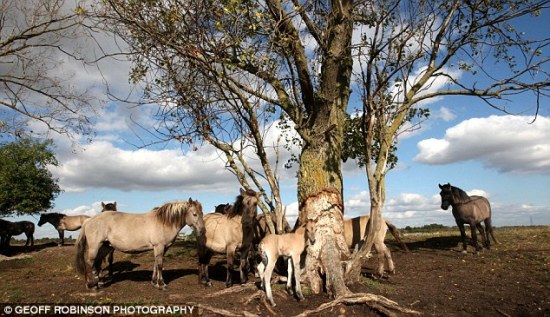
[
  {"x1": 0, "y1": 219, "x2": 35, "y2": 248},
  {"x1": 198, "y1": 188, "x2": 259, "y2": 287},
  {"x1": 439, "y1": 183, "x2": 498, "y2": 254},
  {"x1": 75, "y1": 198, "x2": 204, "y2": 290},
  {"x1": 100, "y1": 202, "x2": 118, "y2": 279},
  {"x1": 257, "y1": 221, "x2": 316, "y2": 307},
  {"x1": 343, "y1": 215, "x2": 407, "y2": 277},
  {"x1": 37, "y1": 213, "x2": 90, "y2": 246}
]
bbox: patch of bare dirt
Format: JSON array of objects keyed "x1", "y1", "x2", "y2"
[{"x1": 0, "y1": 227, "x2": 548, "y2": 316}]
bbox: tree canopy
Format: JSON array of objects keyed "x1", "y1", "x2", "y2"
[{"x1": 0, "y1": 139, "x2": 61, "y2": 216}]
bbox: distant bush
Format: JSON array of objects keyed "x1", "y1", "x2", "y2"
[{"x1": 403, "y1": 224, "x2": 451, "y2": 233}]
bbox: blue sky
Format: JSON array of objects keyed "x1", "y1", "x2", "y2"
[{"x1": 3, "y1": 5, "x2": 550, "y2": 239}]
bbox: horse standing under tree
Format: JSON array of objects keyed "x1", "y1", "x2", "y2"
[
  {"x1": 198, "y1": 188, "x2": 259, "y2": 287},
  {"x1": 343, "y1": 215, "x2": 408, "y2": 277},
  {"x1": 439, "y1": 183, "x2": 498, "y2": 254},
  {"x1": 75, "y1": 199, "x2": 205, "y2": 290},
  {"x1": 0, "y1": 219, "x2": 35, "y2": 248},
  {"x1": 37, "y1": 213, "x2": 90, "y2": 246}
]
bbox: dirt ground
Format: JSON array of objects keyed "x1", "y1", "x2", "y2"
[{"x1": 0, "y1": 226, "x2": 548, "y2": 317}]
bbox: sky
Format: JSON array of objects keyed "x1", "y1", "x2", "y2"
[{"x1": 3, "y1": 4, "x2": 550, "y2": 240}]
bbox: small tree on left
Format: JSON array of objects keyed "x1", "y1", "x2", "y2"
[{"x1": 0, "y1": 139, "x2": 61, "y2": 216}]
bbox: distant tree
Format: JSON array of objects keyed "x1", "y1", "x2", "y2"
[{"x1": 0, "y1": 139, "x2": 61, "y2": 216}]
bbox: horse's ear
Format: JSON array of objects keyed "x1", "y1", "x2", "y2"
[
  {"x1": 438, "y1": 184, "x2": 443, "y2": 189},
  {"x1": 240, "y1": 188, "x2": 246, "y2": 195},
  {"x1": 114, "y1": 202, "x2": 117, "y2": 208},
  {"x1": 188, "y1": 197, "x2": 193, "y2": 203},
  {"x1": 447, "y1": 182, "x2": 451, "y2": 187},
  {"x1": 101, "y1": 202, "x2": 105, "y2": 207}
]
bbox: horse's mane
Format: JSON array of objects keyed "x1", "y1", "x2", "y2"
[
  {"x1": 451, "y1": 185, "x2": 471, "y2": 203},
  {"x1": 154, "y1": 200, "x2": 200, "y2": 228},
  {"x1": 227, "y1": 189, "x2": 258, "y2": 220},
  {"x1": 43, "y1": 212, "x2": 66, "y2": 218}
]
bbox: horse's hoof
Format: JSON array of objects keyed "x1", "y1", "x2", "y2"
[{"x1": 297, "y1": 295, "x2": 305, "y2": 301}]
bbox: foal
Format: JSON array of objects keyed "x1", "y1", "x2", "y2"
[{"x1": 257, "y1": 221, "x2": 316, "y2": 307}]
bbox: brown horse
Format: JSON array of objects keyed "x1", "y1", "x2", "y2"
[
  {"x1": 0, "y1": 219, "x2": 35, "y2": 248},
  {"x1": 257, "y1": 221, "x2": 316, "y2": 307},
  {"x1": 37, "y1": 213, "x2": 90, "y2": 246},
  {"x1": 198, "y1": 188, "x2": 259, "y2": 287},
  {"x1": 75, "y1": 199, "x2": 204, "y2": 290},
  {"x1": 439, "y1": 183, "x2": 498, "y2": 254},
  {"x1": 343, "y1": 215, "x2": 407, "y2": 277}
]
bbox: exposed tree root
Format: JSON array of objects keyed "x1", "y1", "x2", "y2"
[
  {"x1": 293, "y1": 292, "x2": 421, "y2": 317},
  {"x1": 244, "y1": 290, "x2": 278, "y2": 316},
  {"x1": 194, "y1": 303, "x2": 259, "y2": 317},
  {"x1": 203, "y1": 283, "x2": 258, "y2": 298}
]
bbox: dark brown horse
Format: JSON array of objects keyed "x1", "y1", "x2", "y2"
[
  {"x1": 0, "y1": 219, "x2": 35, "y2": 248},
  {"x1": 37, "y1": 213, "x2": 90, "y2": 246},
  {"x1": 439, "y1": 183, "x2": 498, "y2": 254},
  {"x1": 198, "y1": 188, "x2": 259, "y2": 287}
]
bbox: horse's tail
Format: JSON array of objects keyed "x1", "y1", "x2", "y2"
[
  {"x1": 385, "y1": 220, "x2": 409, "y2": 252},
  {"x1": 485, "y1": 218, "x2": 499, "y2": 244},
  {"x1": 75, "y1": 226, "x2": 88, "y2": 275}
]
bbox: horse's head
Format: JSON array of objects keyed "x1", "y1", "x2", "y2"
[
  {"x1": 185, "y1": 198, "x2": 205, "y2": 237},
  {"x1": 101, "y1": 202, "x2": 117, "y2": 212},
  {"x1": 239, "y1": 188, "x2": 260, "y2": 220},
  {"x1": 305, "y1": 220, "x2": 317, "y2": 245},
  {"x1": 438, "y1": 183, "x2": 453, "y2": 210},
  {"x1": 37, "y1": 214, "x2": 47, "y2": 227}
]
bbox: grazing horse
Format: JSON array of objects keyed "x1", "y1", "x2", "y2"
[
  {"x1": 75, "y1": 199, "x2": 204, "y2": 290},
  {"x1": 439, "y1": 183, "x2": 498, "y2": 254},
  {"x1": 100, "y1": 202, "x2": 117, "y2": 279},
  {"x1": 198, "y1": 188, "x2": 259, "y2": 287},
  {"x1": 37, "y1": 213, "x2": 90, "y2": 246},
  {"x1": 343, "y1": 215, "x2": 407, "y2": 277},
  {"x1": 0, "y1": 219, "x2": 35, "y2": 248},
  {"x1": 257, "y1": 221, "x2": 316, "y2": 307}
]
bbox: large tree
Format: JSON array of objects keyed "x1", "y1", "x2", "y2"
[
  {"x1": 90, "y1": 0, "x2": 549, "y2": 309},
  {"x1": 0, "y1": 139, "x2": 61, "y2": 216},
  {"x1": 0, "y1": 0, "x2": 101, "y2": 140}
]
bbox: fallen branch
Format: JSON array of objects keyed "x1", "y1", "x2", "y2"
[
  {"x1": 194, "y1": 303, "x2": 259, "y2": 317},
  {"x1": 203, "y1": 283, "x2": 257, "y2": 298},
  {"x1": 293, "y1": 292, "x2": 421, "y2": 317}
]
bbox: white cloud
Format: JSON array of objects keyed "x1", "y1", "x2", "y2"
[
  {"x1": 342, "y1": 190, "x2": 550, "y2": 228},
  {"x1": 49, "y1": 141, "x2": 237, "y2": 192},
  {"x1": 415, "y1": 115, "x2": 550, "y2": 174},
  {"x1": 433, "y1": 106, "x2": 456, "y2": 122}
]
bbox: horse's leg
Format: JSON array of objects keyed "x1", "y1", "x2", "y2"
[
  {"x1": 85, "y1": 244, "x2": 101, "y2": 289},
  {"x1": 226, "y1": 247, "x2": 235, "y2": 288},
  {"x1": 152, "y1": 245, "x2": 167, "y2": 290},
  {"x1": 456, "y1": 221, "x2": 468, "y2": 253},
  {"x1": 476, "y1": 223, "x2": 488, "y2": 249},
  {"x1": 107, "y1": 249, "x2": 114, "y2": 278},
  {"x1": 58, "y1": 230, "x2": 64, "y2": 246},
  {"x1": 285, "y1": 257, "x2": 293, "y2": 295},
  {"x1": 198, "y1": 250, "x2": 213, "y2": 286},
  {"x1": 263, "y1": 254, "x2": 277, "y2": 306},
  {"x1": 257, "y1": 261, "x2": 266, "y2": 289},
  {"x1": 469, "y1": 223, "x2": 481, "y2": 253},
  {"x1": 292, "y1": 255, "x2": 305, "y2": 301},
  {"x1": 24, "y1": 233, "x2": 30, "y2": 247}
]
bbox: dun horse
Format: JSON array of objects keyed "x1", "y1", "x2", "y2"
[
  {"x1": 257, "y1": 221, "x2": 316, "y2": 307},
  {"x1": 439, "y1": 183, "x2": 498, "y2": 253},
  {"x1": 75, "y1": 199, "x2": 204, "y2": 290},
  {"x1": 0, "y1": 219, "x2": 35, "y2": 248},
  {"x1": 198, "y1": 188, "x2": 259, "y2": 287},
  {"x1": 343, "y1": 215, "x2": 407, "y2": 277},
  {"x1": 37, "y1": 213, "x2": 90, "y2": 246}
]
